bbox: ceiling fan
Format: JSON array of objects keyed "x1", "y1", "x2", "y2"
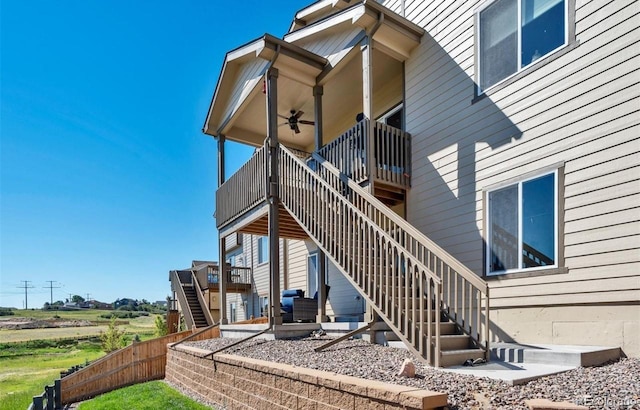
[{"x1": 279, "y1": 109, "x2": 314, "y2": 134}]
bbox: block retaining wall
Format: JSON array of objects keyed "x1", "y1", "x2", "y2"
[{"x1": 166, "y1": 344, "x2": 447, "y2": 410}]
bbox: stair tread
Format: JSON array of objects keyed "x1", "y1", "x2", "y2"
[{"x1": 441, "y1": 348, "x2": 485, "y2": 355}]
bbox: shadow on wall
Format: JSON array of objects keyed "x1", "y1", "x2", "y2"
[{"x1": 404, "y1": 31, "x2": 523, "y2": 340}]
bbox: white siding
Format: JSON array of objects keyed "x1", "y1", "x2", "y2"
[
  {"x1": 326, "y1": 261, "x2": 365, "y2": 318},
  {"x1": 386, "y1": 0, "x2": 640, "y2": 308}
]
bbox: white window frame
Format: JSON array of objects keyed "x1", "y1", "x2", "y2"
[
  {"x1": 307, "y1": 252, "x2": 318, "y2": 297},
  {"x1": 257, "y1": 236, "x2": 268, "y2": 265},
  {"x1": 485, "y1": 169, "x2": 559, "y2": 275},
  {"x1": 230, "y1": 302, "x2": 237, "y2": 323},
  {"x1": 476, "y1": 0, "x2": 569, "y2": 93}
]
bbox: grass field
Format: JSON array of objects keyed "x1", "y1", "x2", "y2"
[
  {"x1": 0, "y1": 309, "x2": 166, "y2": 410},
  {"x1": 77, "y1": 381, "x2": 213, "y2": 410},
  {"x1": 0, "y1": 340, "x2": 105, "y2": 410},
  {"x1": 0, "y1": 309, "x2": 160, "y2": 343}
]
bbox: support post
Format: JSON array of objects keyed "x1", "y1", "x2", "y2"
[
  {"x1": 54, "y1": 379, "x2": 61, "y2": 410},
  {"x1": 218, "y1": 135, "x2": 228, "y2": 324},
  {"x1": 313, "y1": 85, "x2": 328, "y2": 323},
  {"x1": 361, "y1": 36, "x2": 375, "y2": 180},
  {"x1": 362, "y1": 36, "x2": 375, "y2": 322},
  {"x1": 266, "y1": 67, "x2": 282, "y2": 326}
]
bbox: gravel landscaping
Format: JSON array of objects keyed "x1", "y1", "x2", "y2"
[{"x1": 183, "y1": 337, "x2": 640, "y2": 410}]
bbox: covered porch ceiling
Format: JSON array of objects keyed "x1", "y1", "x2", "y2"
[{"x1": 203, "y1": 1, "x2": 424, "y2": 151}]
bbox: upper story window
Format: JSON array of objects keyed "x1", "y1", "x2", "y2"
[
  {"x1": 478, "y1": 0, "x2": 568, "y2": 92},
  {"x1": 486, "y1": 170, "x2": 558, "y2": 275}
]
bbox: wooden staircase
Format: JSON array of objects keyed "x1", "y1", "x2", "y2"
[
  {"x1": 278, "y1": 144, "x2": 489, "y2": 367},
  {"x1": 182, "y1": 285, "x2": 209, "y2": 328},
  {"x1": 169, "y1": 270, "x2": 213, "y2": 330}
]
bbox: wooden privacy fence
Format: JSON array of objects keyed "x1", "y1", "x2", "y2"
[{"x1": 60, "y1": 327, "x2": 219, "y2": 405}]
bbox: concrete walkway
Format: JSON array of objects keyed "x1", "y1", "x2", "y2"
[{"x1": 442, "y1": 343, "x2": 621, "y2": 385}]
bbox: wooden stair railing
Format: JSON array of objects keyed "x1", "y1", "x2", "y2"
[
  {"x1": 278, "y1": 144, "x2": 442, "y2": 366},
  {"x1": 169, "y1": 270, "x2": 213, "y2": 330},
  {"x1": 310, "y1": 150, "x2": 490, "y2": 360},
  {"x1": 170, "y1": 270, "x2": 195, "y2": 330}
]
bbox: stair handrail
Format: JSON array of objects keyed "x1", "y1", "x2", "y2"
[
  {"x1": 170, "y1": 270, "x2": 195, "y2": 330},
  {"x1": 312, "y1": 151, "x2": 488, "y2": 292},
  {"x1": 190, "y1": 271, "x2": 215, "y2": 326},
  {"x1": 311, "y1": 150, "x2": 490, "y2": 354},
  {"x1": 278, "y1": 143, "x2": 441, "y2": 365}
]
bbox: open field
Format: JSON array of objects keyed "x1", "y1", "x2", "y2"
[
  {"x1": 0, "y1": 341, "x2": 105, "y2": 410},
  {"x1": 0, "y1": 309, "x2": 167, "y2": 410},
  {"x1": 0, "y1": 310, "x2": 160, "y2": 343}
]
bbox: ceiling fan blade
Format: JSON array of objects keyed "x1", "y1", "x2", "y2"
[
  {"x1": 299, "y1": 120, "x2": 315, "y2": 125},
  {"x1": 294, "y1": 124, "x2": 301, "y2": 133},
  {"x1": 278, "y1": 114, "x2": 289, "y2": 120},
  {"x1": 294, "y1": 110, "x2": 304, "y2": 119}
]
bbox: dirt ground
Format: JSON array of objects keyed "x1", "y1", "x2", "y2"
[{"x1": 0, "y1": 317, "x2": 94, "y2": 330}]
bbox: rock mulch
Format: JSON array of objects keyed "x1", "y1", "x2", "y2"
[{"x1": 184, "y1": 337, "x2": 640, "y2": 410}]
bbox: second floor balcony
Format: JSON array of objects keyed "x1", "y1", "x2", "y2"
[{"x1": 216, "y1": 119, "x2": 410, "y2": 230}]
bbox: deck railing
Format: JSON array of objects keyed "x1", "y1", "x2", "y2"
[
  {"x1": 206, "y1": 265, "x2": 252, "y2": 287},
  {"x1": 279, "y1": 143, "x2": 441, "y2": 365},
  {"x1": 216, "y1": 145, "x2": 266, "y2": 228},
  {"x1": 317, "y1": 119, "x2": 411, "y2": 188},
  {"x1": 169, "y1": 271, "x2": 195, "y2": 330},
  {"x1": 311, "y1": 151, "x2": 490, "y2": 358}
]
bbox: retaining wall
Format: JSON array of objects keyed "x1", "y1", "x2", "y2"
[{"x1": 166, "y1": 344, "x2": 447, "y2": 410}]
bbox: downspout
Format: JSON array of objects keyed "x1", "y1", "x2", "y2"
[{"x1": 283, "y1": 239, "x2": 289, "y2": 291}]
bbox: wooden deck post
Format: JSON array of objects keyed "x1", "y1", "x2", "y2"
[
  {"x1": 313, "y1": 85, "x2": 328, "y2": 323},
  {"x1": 361, "y1": 35, "x2": 375, "y2": 186},
  {"x1": 266, "y1": 67, "x2": 282, "y2": 326},
  {"x1": 218, "y1": 134, "x2": 228, "y2": 324}
]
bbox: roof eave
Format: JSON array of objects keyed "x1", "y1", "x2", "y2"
[{"x1": 204, "y1": 34, "x2": 328, "y2": 139}]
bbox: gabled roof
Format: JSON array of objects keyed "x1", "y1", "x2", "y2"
[
  {"x1": 286, "y1": 0, "x2": 424, "y2": 62},
  {"x1": 203, "y1": 34, "x2": 328, "y2": 139},
  {"x1": 288, "y1": 0, "x2": 354, "y2": 32},
  {"x1": 203, "y1": 0, "x2": 424, "y2": 147}
]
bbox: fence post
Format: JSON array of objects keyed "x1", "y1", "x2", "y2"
[
  {"x1": 45, "y1": 385, "x2": 54, "y2": 410},
  {"x1": 54, "y1": 379, "x2": 61, "y2": 410},
  {"x1": 32, "y1": 396, "x2": 43, "y2": 410}
]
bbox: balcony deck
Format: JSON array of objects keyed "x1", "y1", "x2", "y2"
[
  {"x1": 216, "y1": 120, "x2": 410, "y2": 231},
  {"x1": 197, "y1": 265, "x2": 254, "y2": 293}
]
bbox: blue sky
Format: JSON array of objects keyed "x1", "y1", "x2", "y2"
[{"x1": 1, "y1": 0, "x2": 311, "y2": 309}]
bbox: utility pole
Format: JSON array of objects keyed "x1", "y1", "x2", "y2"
[
  {"x1": 18, "y1": 281, "x2": 35, "y2": 309},
  {"x1": 86, "y1": 293, "x2": 91, "y2": 301},
  {"x1": 44, "y1": 281, "x2": 61, "y2": 304}
]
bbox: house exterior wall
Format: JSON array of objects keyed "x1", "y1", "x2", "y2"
[{"x1": 378, "y1": 0, "x2": 639, "y2": 355}]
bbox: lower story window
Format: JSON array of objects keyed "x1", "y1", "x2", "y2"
[{"x1": 487, "y1": 170, "x2": 557, "y2": 274}]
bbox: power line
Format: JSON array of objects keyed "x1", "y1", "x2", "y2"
[
  {"x1": 18, "y1": 281, "x2": 35, "y2": 309},
  {"x1": 44, "y1": 281, "x2": 61, "y2": 304}
]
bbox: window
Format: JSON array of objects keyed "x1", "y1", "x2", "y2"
[
  {"x1": 258, "y1": 236, "x2": 268, "y2": 264},
  {"x1": 230, "y1": 303, "x2": 237, "y2": 323},
  {"x1": 377, "y1": 104, "x2": 403, "y2": 129},
  {"x1": 478, "y1": 0, "x2": 567, "y2": 91},
  {"x1": 486, "y1": 171, "x2": 557, "y2": 275},
  {"x1": 308, "y1": 253, "x2": 318, "y2": 297},
  {"x1": 259, "y1": 296, "x2": 268, "y2": 317}
]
